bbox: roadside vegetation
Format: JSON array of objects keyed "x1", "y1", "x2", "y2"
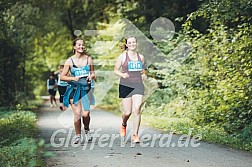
[{"x1": 0, "y1": 2, "x2": 251, "y2": 166}]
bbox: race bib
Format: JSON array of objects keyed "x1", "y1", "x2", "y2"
[
  {"x1": 74, "y1": 68, "x2": 89, "y2": 77},
  {"x1": 128, "y1": 61, "x2": 143, "y2": 71},
  {"x1": 48, "y1": 85, "x2": 54, "y2": 89}
]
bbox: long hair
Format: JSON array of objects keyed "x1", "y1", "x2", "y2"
[
  {"x1": 123, "y1": 36, "x2": 137, "y2": 51},
  {"x1": 72, "y1": 38, "x2": 87, "y2": 54}
]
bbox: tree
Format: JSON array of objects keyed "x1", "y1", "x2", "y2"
[{"x1": 0, "y1": 1, "x2": 40, "y2": 106}]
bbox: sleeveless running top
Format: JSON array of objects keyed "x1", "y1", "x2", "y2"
[
  {"x1": 57, "y1": 73, "x2": 68, "y2": 86},
  {"x1": 70, "y1": 57, "x2": 90, "y2": 77},
  {"x1": 120, "y1": 52, "x2": 143, "y2": 83},
  {"x1": 47, "y1": 79, "x2": 57, "y2": 90},
  {"x1": 63, "y1": 56, "x2": 94, "y2": 110}
]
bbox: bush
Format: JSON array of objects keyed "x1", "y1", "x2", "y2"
[
  {"x1": 0, "y1": 110, "x2": 44, "y2": 166},
  {"x1": 0, "y1": 110, "x2": 37, "y2": 145}
]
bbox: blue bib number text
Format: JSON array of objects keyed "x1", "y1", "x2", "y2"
[
  {"x1": 74, "y1": 69, "x2": 89, "y2": 77},
  {"x1": 128, "y1": 61, "x2": 143, "y2": 72}
]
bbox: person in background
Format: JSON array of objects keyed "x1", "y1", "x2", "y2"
[
  {"x1": 54, "y1": 64, "x2": 69, "y2": 110},
  {"x1": 88, "y1": 77, "x2": 96, "y2": 110},
  {"x1": 47, "y1": 73, "x2": 57, "y2": 108}
]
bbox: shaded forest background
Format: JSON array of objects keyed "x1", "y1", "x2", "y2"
[{"x1": 1, "y1": 0, "x2": 252, "y2": 149}]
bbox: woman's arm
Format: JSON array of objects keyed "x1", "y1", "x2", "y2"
[
  {"x1": 114, "y1": 53, "x2": 129, "y2": 79},
  {"x1": 60, "y1": 58, "x2": 80, "y2": 82},
  {"x1": 140, "y1": 54, "x2": 147, "y2": 79},
  {"x1": 54, "y1": 68, "x2": 60, "y2": 75},
  {"x1": 47, "y1": 79, "x2": 49, "y2": 90},
  {"x1": 89, "y1": 56, "x2": 95, "y2": 80}
]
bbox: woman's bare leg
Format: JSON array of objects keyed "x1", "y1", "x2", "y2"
[
  {"x1": 132, "y1": 95, "x2": 143, "y2": 135},
  {"x1": 121, "y1": 97, "x2": 132, "y2": 126},
  {"x1": 70, "y1": 99, "x2": 82, "y2": 135}
]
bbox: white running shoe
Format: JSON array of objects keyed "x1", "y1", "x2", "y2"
[
  {"x1": 85, "y1": 130, "x2": 92, "y2": 142},
  {"x1": 73, "y1": 134, "x2": 82, "y2": 144}
]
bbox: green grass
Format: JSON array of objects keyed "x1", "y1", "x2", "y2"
[
  {"x1": 0, "y1": 100, "x2": 46, "y2": 166},
  {"x1": 99, "y1": 102, "x2": 252, "y2": 151},
  {"x1": 97, "y1": 85, "x2": 252, "y2": 151},
  {"x1": 141, "y1": 113, "x2": 252, "y2": 151},
  {"x1": 97, "y1": 104, "x2": 120, "y2": 113},
  {"x1": 0, "y1": 110, "x2": 37, "y2": 145}
]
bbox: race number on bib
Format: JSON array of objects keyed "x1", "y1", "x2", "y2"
[
  {"x1": 74, "y1": 69, "x2": 89, "y2": 77},
  {"x1": 48, "y1": 85, "x2": 54, "y2": 89},
  {"x1": 128, "y1": 61, "x2": 143, "y2": 71}
]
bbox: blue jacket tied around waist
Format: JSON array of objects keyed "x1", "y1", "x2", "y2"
[{"x1": 63, "y1": 78, "x2": 95, "y2": 110}]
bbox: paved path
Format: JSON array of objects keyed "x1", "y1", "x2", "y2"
[{"x1": 37, "y1": 101, "x2": 252, "y2": 167}]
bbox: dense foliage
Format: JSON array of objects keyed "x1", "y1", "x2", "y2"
[
  {"x1": 147, "y1": 0, "x2": 252, "y2": 144},
  {"x1": 0, "y1": 110, "x2": 44, "y2": 166},
  {"x1": 1, "y1": 0, "x2": 252, "y2": 150}
]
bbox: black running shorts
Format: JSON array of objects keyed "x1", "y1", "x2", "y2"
[{"x1": 119, "y1": 82, "x2": 144, "y2": 98}]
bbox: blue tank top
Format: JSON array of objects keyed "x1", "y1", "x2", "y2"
[
  {"x1": 47, "y1": 79, "x2": 57, "y2": 90},
  {"x1": 57, "y1": 73, "x2": 69, "y2": 86},
  {"x1": 69, "y1": 57, "x2": 91, "y2": 86},
  {"x1": 70, "y1": 57, "x2": 90, "y2": 77}
]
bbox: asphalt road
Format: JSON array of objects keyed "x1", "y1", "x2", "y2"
[{"x1": 37, "y1": 101, "x2": 252, "y2": 167}]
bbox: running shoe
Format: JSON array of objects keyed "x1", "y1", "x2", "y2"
[
  {"x1": 132, "y1": 134, "x2": 140, "y2": 143},
  {"x1": 85, "y1": 130, "x2": 92, "y2": 142},
  {"x1": 73, "y1": 134, "x2": 82, "y2": 144},
  {"x1": 120, "y1": 125, "x2": 126, "y2": 137},
  {"x1": 61, "y1": 106, "x2": 67, "y2": 111}
]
